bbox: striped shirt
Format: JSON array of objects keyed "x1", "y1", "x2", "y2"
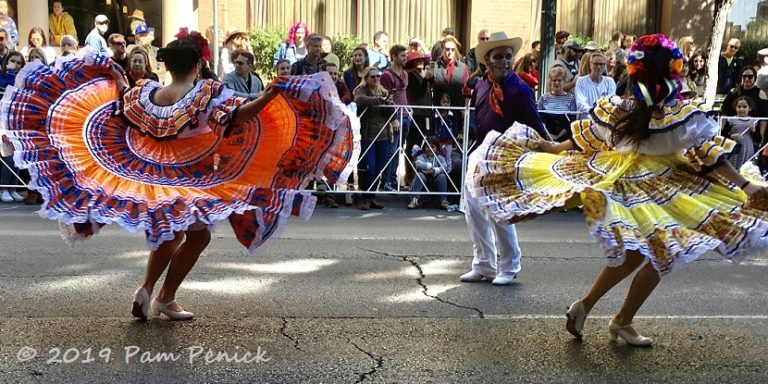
[{"x1": 538, "y1": 92, "x2": 577, "y2": 113}]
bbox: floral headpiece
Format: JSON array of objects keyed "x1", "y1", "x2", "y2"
[
  {"x1": 626, "y1": 34, "x2": 684, "y2": 108},
  {"x1": 175, "y1": 27, "x2": 211, "y2": 62}
]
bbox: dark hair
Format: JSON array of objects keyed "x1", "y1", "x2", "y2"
[
  {"x1": 350, "y1": 46, "x2": 369, "y2": 71},
  {"x1": 322, "y1": 62, "x2": 337, "y2": 70},
  {"x1": 1, "y1": 51, "x2": 24, "y2": 74},
  {"x1": 389, "y1": 44, "x2": 406, "y2": 59},
  {"x1": 28, "y1": 27, "x2": 48, "y2": 47},
  {"x1": 532, "y1": 41, "x2": 540, "y2": 49},
  {"x1": 306, "y1": 33, "x2": 323, "y2": 43},
  {"x1": 611, "y1": 45, "x2": 678, "y2": 148},
  {"x1": 231, "y1": 49, "x2": 254, "y2": 65},
  {"x1": 275, "y1": 59, "x2": 290, "y2": 68},
  {"x1": 688, "y1": 51, "x2": 707, "y2": 77},
  {"x1": 157, "y1": 37, "x2": 201, "y2": 75},
  {"x1": 733, "y1": 95, "x2": 755, "y2": 111},
  {"x1": 740, "y1": 65, "x2": 756, "y2": 79}
]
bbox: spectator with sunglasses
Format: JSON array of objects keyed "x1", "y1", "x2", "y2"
[
  {"x1": 85, "y1": 15, "x2": 111, "y2": 56},
  {"x1": 464, "y1": 29, "x2": 490, "y2": 88},
  {"x1": 717, "y1": 38, "x2": 743, "y2": 94},
  {"x1": 108, "y1": 33, "x2": 129, "y2": 71}
]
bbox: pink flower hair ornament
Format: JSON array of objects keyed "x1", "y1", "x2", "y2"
[{"x1": 175, "y1": 27, "x2": 211, "y2": 62}]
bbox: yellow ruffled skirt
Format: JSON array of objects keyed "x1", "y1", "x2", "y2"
[{"x1": 470, "y1": 126, "x2": 768, "y2": 274}]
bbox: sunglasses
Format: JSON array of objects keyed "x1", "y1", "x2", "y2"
[
  {"x1": 368, "y1": 74, "x2": 381, "y2": 79},
  {"x1": 97, "y1": 21, "x2": 110, "y2": 25},
  {"x1": 742, "y1": 74, "x2": 755, "y2": 79},
  {"x1": 479, "y1": 37, "x2": 490, "y2": 41}
]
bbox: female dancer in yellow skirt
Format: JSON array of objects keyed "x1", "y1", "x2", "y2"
[
  {"x1": 0, "y1": 29, "x2": 356, "y2": 321},
  {"x1": 469, "y1": 34, "x2": 768, "y2": 346}
]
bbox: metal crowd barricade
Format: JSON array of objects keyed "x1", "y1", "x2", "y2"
[
  {"x1": 0, "y1": 156, "x2": 27, "y2": 189},
  {"x1": 717, "y1": 115, "x2": 768, "y2": 176},
  {"x1": 316, "y1": 103, "x2": 474, "y2": 198}
]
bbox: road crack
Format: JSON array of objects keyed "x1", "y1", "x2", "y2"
[
  {"x1": 358, "y1": 247, "x2": 485, "y2": 319},
  {"x1": 348, "y1": 338, "x2": 383, "y2": 383},
  {"x1": 280, "y1": 317, "x2": 302, "y2": 351}
]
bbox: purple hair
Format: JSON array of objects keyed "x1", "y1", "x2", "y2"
[{"x1": 286, "y1": 22, "x2": 309, "y2": 46}]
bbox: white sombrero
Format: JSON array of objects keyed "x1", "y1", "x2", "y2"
[{"x1": 476, "y1": 31, "x2": 523, "y2": 65}]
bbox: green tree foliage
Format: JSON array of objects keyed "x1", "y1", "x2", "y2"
[
  {"x1": 735, "y1": 39, "x2": 761, "y2": 68},
  {"x1": 248, "y1": 26, "x2": 287, "y2": 80},
  {"x1": 332, "y1": 34, "x2": 364, "y2": 72}
]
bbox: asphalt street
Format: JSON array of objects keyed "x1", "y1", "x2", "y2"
[{"x1": 0, "y1": 200, "x2": 767, "y2": 383}]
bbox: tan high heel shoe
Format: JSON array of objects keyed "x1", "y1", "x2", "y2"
[
  {"x1": 608, "y1": 319, "x2": 653, "y2": 347},
  {"x1": 151, "y1": 298, "x2": 194, "y2": 321},
  {"x1": 131, "y1": 287, "x2": 150, "y2": 320},
  {"x1": 565, "y1": 300, "x2": 587, "y2": 340}
]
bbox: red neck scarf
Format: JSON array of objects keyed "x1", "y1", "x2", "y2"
[{"x1": 487, "y1": 75, "x2": 505, "y2": 116}]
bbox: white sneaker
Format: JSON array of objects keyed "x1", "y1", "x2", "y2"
[
  {"x1": 0, "y1": 191, "x2": 13, "y2": 203},
  {"x1": 491, "y1": 274, "x2": 517, "y2": 286},
  {"x1": 10, "y1": 191, "x2": 24, "y2": 202},
  {"x1": 459, "y1": 270, "x2": 494, "y2": 282}
]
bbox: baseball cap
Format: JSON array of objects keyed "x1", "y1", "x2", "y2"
[
  {"x1": 135, "y1": 23, "x2": 150, "y2": 35},
  {"x1": 95, "y1": 15, "x2": 109, "y2": 24},
  {"x1": 563, "y1": 40, "x2": 584, "y2": 51},
  {"x1": 555, "y1": 30, "x2": 570, "y2": 40}
]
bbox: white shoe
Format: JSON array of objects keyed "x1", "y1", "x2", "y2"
[
  {"x1": 608, "y1": 319, "x2": 653, "y2": 347},
  {"x1": 566, "y1": 301, "x2": 587, "y2": 340},
  {"x1": 151, "y1": 298, "x2": 194, "y2": 320},
  {"x1": 10, "y1": 191, "x2": 24, "y2": 202},
  {"x1": 131, "y1": 288, "x2": 150, "y2": 320},
  {"x1": 459, "y1": 270, "x2": 494, "y2": 282},
  {"x1": 491, "y1": 274, "x2": 517, "y2": 286},
  {"x1": 0, "y1": 191, "x2": 12, "y2": 203}
]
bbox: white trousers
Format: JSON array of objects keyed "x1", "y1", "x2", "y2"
[{"x1": 463, "y1": 153, "x2": 522, "y2": 276}]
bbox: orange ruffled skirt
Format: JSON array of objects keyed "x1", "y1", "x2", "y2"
[{"x1": 1, "y1": 58, "x2": 356, "y2": 254}]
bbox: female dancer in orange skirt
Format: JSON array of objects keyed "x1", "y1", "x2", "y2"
[{"x1": 0, "y1": 28, "x2": 356, "y2": 321}]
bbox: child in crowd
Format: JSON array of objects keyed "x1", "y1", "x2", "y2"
[
  {"x1": 408, "y1": 136, "x2": 449, "y2": 210},
  {"x1": 429, "y1": 93, "x2": 459, "y2": 173},
  {"x1": 721, "y1": 96, "x2": 758, "y2": 169},
  {"x1": 537, "y1": 66, "x2": 577, "y2": 141},
  {"x1": 275, "y1": 59, "x2": 291, "y2": 77}
]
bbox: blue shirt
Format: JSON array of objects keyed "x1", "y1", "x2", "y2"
[{"x1": 85, "y1": 29, "x2": 109, "y2": 56}]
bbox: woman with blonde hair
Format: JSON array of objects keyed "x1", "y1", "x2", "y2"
[
  {"x1": 578, "y1": 51, "x2": 594, "y2": 76},
  {"x1": 677, "y1": 36, "x2": 696, "y2": 60}
]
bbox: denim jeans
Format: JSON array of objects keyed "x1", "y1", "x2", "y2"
[{"x1": 410, "y1": 171, "x2": 447, "y2": 201}]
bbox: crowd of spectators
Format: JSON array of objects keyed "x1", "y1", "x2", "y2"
[{"x1": 1, "y1": 2, "x2": 766, "y2": 207}]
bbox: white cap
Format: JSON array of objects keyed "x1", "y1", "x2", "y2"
[
  {"x1": 95, "y1": 14, "x2": 109, "y2": 23},
  {"x1": 758, "y1": 48, "x2": 768, "y2": 56}
]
